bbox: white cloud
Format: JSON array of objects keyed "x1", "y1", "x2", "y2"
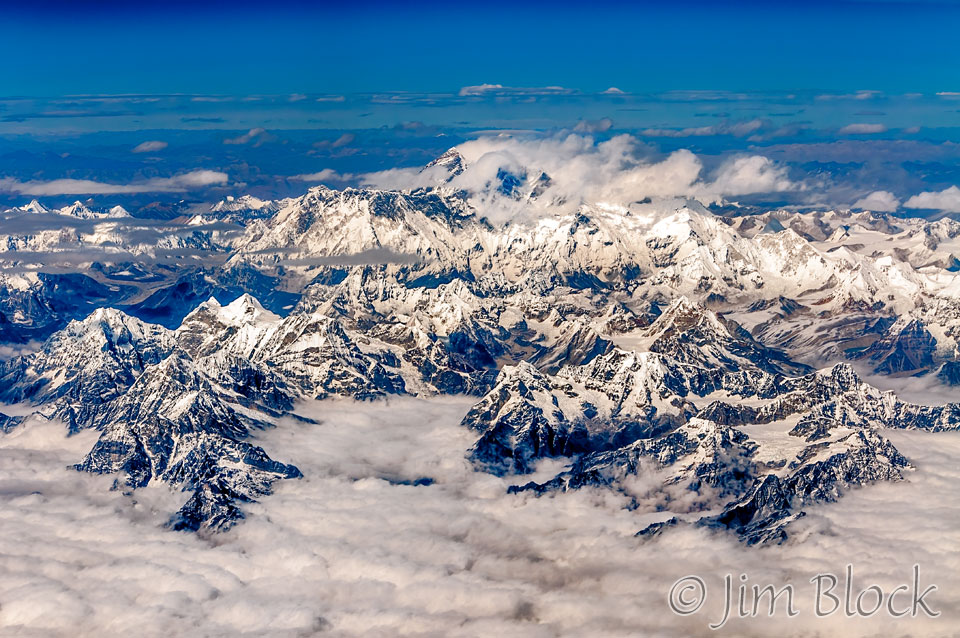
[
  {"x1": 709, "y1": 155, "x2": 796, "y2": 196},
  {"x1": 0, "y1": 170, "x2": 228, "y2": 196},
  {"x1": 852, "y1": 190, "x2": 900, "y2": 212},
  {"x1": 312, "y1": 134, "x2": 355, "y2": 150},
  {"x1": 816, "y1": 90, "x2": 881, "y2": 101},
  {"x1": 1, "y1": 400, "x2": 958, "y2": 637},
  {"x1": 641, "y1": 119, "x2": 764, "y2": 138},
  {"x1": 224, "y1": 128, "x2": 269, "y2": 145},
  {"x1": 838, "y1": 123, "x2": 888, "y2": 135},
  {"x1": 290, "y1": 169, "x2": 354, "y2": 182},
  {"x1": 573, "y1": 118, "x2": 613, "y2": 133},
  {"x1": 459, "y1": 83, "x2": 504, "y2": 96},
  {"x1": 132, "y1": 140, "x2": 168, "y2": 154},
  {"x1": 458, "y1": 84, "x2": 575, "y2": 97},
  {"x1": 360, "y1": 134, "x2": 797, "y2": 223},
  {"x1": 904, "y1": 185, "x2": 960, "y2": 212},
  {"x1": 601, "y1": 87, "x2": 625, "y2": 94}
]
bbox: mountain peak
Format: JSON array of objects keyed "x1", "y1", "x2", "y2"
[
  {"x1": 220, "y1": 293, "x2": 278, "y2": 325},
  {"x1": 21, "y1": 199, "x2": 49, "y2": 214}
]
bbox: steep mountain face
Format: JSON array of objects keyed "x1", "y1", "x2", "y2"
[
  {"x1": 0, "y1": 308, "x2": 174, "y2": 429},
  {"x1": 633, "y1": 297, "x2": 810, "y2": 376},
  {"x1": 849, "y1": 317, "x2": 938, "y2": 375},
  {"x1": 75, "y1": 350, "x2": 302, "y2": 532},
  {"x1": 4, "y1": 149, "x2": 960, "y2": 544}
]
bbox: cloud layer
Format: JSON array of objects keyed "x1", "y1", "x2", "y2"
[
  {"x1": 0, "y1": 171, "x2": 228, "y2": 196},
  {"x1": 1, "y1": 398, "x2": 958, "y2": 636}
]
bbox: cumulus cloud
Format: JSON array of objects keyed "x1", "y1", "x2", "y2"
[
  {"x1": 709, "y1": 155, "x2": 796, "y2": 196},
  {"x1": 904, "y1": 185, "x2": 960, "y2": 212},
  {"x1": 572, "y1": 118, "x2": 613, "y2": 133},
  {"x1": 132, "y1": 140, "x2": 168, "y2": 153},
  {"x1": 601, "y1": 87, "x2": 625, "y2": 94},
  {"x1": 838, "y1": 123, "x2": 888, "y2": 135},
  {"x1": 852, "y1": 190, "x2": 900, "y2": 212},
  {"x1": 290, "y1": 169, "x2": 354, "y2": 183},
  {"x1": 361, "y1": 134, "x2": 798, "y2": 223},
  {"x1": 0, "y1": 170, "x2": 228, "y2": 195},
  {"x1": 0, "y1": 399, "x2": 958, "y2": 637}
]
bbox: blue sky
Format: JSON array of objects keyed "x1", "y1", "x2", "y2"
[
  {"x1": 3, "y1": 0, "x2": 960, "y2": 214},
  {"x1": 5, "y1": 1, "x2": 960, "y2": 96}
]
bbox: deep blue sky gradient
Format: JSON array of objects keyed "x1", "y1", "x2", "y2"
[{"x1": 4, "y1": 0, "x2": 960, "y2": 96}]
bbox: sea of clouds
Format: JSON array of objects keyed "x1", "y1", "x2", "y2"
[{"x1": 1, "y1": 396, "x2": 958, "y2": 637}]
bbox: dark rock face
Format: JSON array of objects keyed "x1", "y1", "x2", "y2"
[
  {"x1": 851, "y1": 319, "x2": 938, "y2": 375},
  {"x1": 72, "y1": 350, "x2": 304, "y2": 532},
  {"x1": 703, "y1": 431, "x2": 909, "y2": 545},
  {"x1": 0, "y1": 273, "x2": 135, "y2": 343}
]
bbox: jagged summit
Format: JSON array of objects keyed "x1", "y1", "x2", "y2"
[{"x1": 423, "y1": 147, "x2": 465, "y2": 181}]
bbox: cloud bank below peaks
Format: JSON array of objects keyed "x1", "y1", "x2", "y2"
[
  {"x1": 360, "y1": 134, "x2": 800, "y2": 225},
  {"x1": 0, "y1": 170, "x2": 228, "y2": 196}
]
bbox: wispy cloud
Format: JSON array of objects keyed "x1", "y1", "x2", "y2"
[
  {"x1": 132, "y1": 140, "x2": 168, "y2": 153},
  {"x1": 312, "y1": 134, "x2": 355, "y2": 150},
  {"x1": 641, "y1": 119, "x2": 765, "y2": 138},
  {"x1": 0, "y1": 170, "x2": 228, "y2": 196},
  {"x1": 816, "y1": 90, "x2": 882, "y2": 101},
  {"x1": 223, "y1": 128, "x2": 274, "y2": 146},
  {"x1": 290, "y1": 169, "x2": 353, "y2": 182},
  {"x1": 838, "y1": 123, "x2": 888, "y2": 135},
  {"x1": 458, "y1": 84, "x2": 576, "y2": 97},
  {"x1": 573, "y1": 118, "x2": 613, "y2": 133}
]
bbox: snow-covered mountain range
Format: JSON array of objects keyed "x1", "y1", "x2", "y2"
[{"x1": 2, "y1": 147, "x2": 960, "y2": 542}]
